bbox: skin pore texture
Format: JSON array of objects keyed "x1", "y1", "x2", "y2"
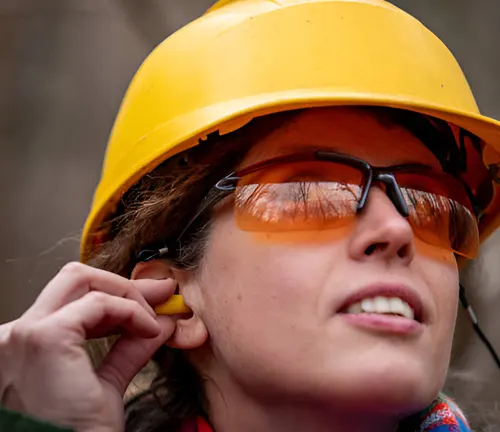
[{"x1": 133, "y1": 107, "x2": 460, "y2": 432}]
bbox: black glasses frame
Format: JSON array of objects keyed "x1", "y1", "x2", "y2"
[{"x1": 137, "y1": 150, "x2": 477, "y2": 262}]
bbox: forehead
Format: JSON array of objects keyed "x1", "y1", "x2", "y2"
[{"x1": 242, "y1": 107, "x2": 442, "y2": 170}]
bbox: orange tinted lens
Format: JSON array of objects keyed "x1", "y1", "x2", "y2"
[
  {"x1": 234, "y1": 161, "x2": 363, "y2": 232},
  {"x1": 397, "y1": 173, "x2": 479, "y2": 258}
]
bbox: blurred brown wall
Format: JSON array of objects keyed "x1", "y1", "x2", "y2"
[
  {"x1": 0, "y1": 0, "x2": 213, "y2": 321},
  {"x1": 0, "y1": 0, "x2": 499, "y2": 427}
]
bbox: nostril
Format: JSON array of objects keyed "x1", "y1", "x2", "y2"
[
  {"x1": 364, "y1": 242, "x2": 411, "y2": 258},
  {"x1": 398, "y1": 244, "x2": 410, "y2": 258},
  {"x1": 365, "y1": 244, "x2": 376, "y2": 255},
  {"x1": 365, "y1": 243, "x2": 384, "y2": 255}
]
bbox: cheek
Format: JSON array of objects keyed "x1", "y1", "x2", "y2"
[
  {"x1": 417, "y1": 254, "x2": 459, "y2": 378},
  {"x1": 423, "y1": 257, "x2": 459, "y2": 329},
  {"x1": 198, "y1": 214, "x2": 344, "y2": 360},
  {"x1": 416, "y1": 243, "x2": 459, "y2": 332}
]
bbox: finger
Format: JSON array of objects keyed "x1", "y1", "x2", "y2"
[
  {"x1": 26, "y1": 263, "x2": 163, "y2": 319},
  {"x1": 0, "y1": 320, "x2": 18, "y2": 341},
  {"x1": 132, "y1": 278, "x2": 177, "y2": 306},
  {"x1": 97, "y1": 316, "x2": 175, "y2": 396},
  {"x1": 44, "y1": 291, "x2": 161, "y2": 343}
]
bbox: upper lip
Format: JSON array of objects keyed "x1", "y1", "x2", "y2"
[{"x1": 338, "y1": 283, "x2": 426, "y2": 323}]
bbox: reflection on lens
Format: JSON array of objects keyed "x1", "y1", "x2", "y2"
[
  {"x1": 403, "y1": 188, "x2": 479, "y2": 258},
  {"x1": 234, "y1": 161, "x2": 364, "y2": 233},
  {"x1": 235, "y1": 181, "x2": 361, "y2": 232}
]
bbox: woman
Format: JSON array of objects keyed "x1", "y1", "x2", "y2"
[{"x1": 1, "y1": 0, "x2": 499, "y2": 431}]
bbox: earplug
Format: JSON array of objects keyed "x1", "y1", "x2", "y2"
[{"x1": 155, "y1": 295, "x2": 191, "y2": 315}]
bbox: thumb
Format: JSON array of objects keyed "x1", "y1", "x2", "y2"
[{"x1": 97, "y1": 316, "x2": 175, "y2": 395}]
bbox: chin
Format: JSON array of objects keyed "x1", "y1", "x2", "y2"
[
  {"x1": 353, "y1": 375, "x2": 438, "y2": 415},
  {"x1": 310, "y1": 357, "x2": 444, "y2": 416}
]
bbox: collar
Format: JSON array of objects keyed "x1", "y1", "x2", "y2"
[
  {"x1": 419, "y1": 394, "x2": 471, "y2": 431},
  {"x1": 187, "y1": 395, "x2": 471, "y2": 432},
  {"x1": 196, "y1": 417, "x2": 213, "y2": 432}
]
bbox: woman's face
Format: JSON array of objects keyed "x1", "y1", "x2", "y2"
[{"x1": 187, "y1": 107, "x2": 459, "y2": 416}]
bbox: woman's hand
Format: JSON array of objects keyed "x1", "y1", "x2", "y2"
[{"x1": 0, "y1": 262, "x2": 176, "y2": 432}]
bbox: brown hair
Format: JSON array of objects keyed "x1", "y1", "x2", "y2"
[
  {"x1": 86, "y1": 110, "x2": 300, "y2": 432},
  {"x1": 85, "y1": 106, "x2": 468, "y2": 432}
]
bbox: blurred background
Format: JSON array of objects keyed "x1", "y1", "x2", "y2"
[{"x1": 1, "y1": 0, "x2": 499, "y2": 428}]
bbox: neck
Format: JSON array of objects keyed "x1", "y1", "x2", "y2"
[{"x1": 203, "y1": 375, "x2": 401, "y2": 432}]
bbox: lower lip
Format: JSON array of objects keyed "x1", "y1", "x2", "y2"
[{"x1": 340, "y1": 313, "x2": 422, "y2": 335}]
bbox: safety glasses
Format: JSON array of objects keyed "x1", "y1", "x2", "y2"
[{"x1": 140, "y1": 150, "x2": 480, "y2": 261}]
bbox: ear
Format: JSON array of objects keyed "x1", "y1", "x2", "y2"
[
  {"x1": 131, "y1": 260, "x2": 208, "y2": 350},
  {"x1": 131, "y1": 260, "x2": 175, "y2": 281}
]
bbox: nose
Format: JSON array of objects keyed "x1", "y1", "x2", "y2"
[{"x1": 348, "y1": 187, "x2": 415, "y2": 264}]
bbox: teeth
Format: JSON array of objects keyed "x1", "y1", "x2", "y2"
[
  {"x1": 361, "y1": 298, "x2": 374, "y2": 313},
  {"x1": 347, "y1": 303, "x2": 362, "y2": 314},
  {"x1": 389, "y1": 297, "x2": 406, "y2": 316},
  {"x1": 402, "y1": 302, "x2": 415, "y2": 321},
  {"x1": 345, "y1": 296, "x2": 415, "y2": 320},
  {"x1": 374, "y1": 296, "x2": 390, "y2": 311}
]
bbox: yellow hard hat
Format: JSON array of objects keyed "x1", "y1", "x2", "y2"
[{"x1": 81, "y1": 0, "x2": 500, "y2": 262}]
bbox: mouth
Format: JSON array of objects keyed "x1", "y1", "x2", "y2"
[{"x1": 337, "y1": 284, "x2": 425, "y2": 333}]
